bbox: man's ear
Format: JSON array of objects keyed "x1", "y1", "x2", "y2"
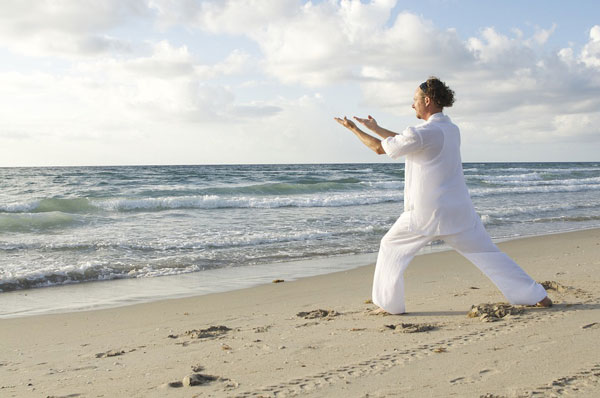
[{"x1": 424, "y1": 96, "x2": 431, "y2": 107}]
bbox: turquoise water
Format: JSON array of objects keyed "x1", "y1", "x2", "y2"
[{"x1": 1, "y1": 162, "x2": 599, "y2": 296}]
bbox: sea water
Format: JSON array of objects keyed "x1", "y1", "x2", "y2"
[{"x1": 1, "y1": 162, "x2": 599, "y2": 316}]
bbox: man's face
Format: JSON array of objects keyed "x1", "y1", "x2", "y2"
[{"x1": 412, "y1": 88, "x2": 426, "y2": 120}]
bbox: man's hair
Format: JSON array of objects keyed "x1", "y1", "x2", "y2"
[{"x1": 419, "y1": 76, "x2": 455, "y2": 108}]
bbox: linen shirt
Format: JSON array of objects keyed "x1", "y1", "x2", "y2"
[{"x1": 381, "y1": 113, "x2": 478, "y2": 236}]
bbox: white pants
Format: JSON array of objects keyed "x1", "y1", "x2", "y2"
[{"x1": 372, "y1": 212, "x2": 547, "y2": 314}]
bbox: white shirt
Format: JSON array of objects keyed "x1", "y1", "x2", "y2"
[{"x1": 381, "y1": 113, "x2": 478, "y2": 236}]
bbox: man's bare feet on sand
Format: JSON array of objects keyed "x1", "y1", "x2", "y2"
[
  {"x1": 536, "y1": 296, "x2": 553, "y2": 308},
  {"x1": 367, "y1": 307, "x2": 402, "y2": 316}
]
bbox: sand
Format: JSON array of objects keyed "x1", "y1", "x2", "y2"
[{"x1": 1, "y1": 228, "x2": 599, "y2": 397}]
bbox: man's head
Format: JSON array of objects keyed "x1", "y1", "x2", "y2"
[{"x1": 412, "y1": 77, "x2": 455, "y2": 120}]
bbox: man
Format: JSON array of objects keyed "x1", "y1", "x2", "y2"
[{"x1": 334, "y1": 76, "x2": 551, "y2": 314}]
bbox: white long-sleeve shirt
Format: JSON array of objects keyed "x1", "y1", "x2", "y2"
[{"x1": 381, "y1": 112, "x2": 478, "y2": 236}]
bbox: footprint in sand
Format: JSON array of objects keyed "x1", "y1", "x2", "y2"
[
  {"x1": 382, "y1": 323, "x2": 437, "y2": 333},
  {"x1": 540, "y1": 280, "x2": 569, "y2": 293},
  {"x1": 467, "y1": 303, "x2": 524, "y2": 322},
  {"x1": 296, "y1": 309, "x2": 339, "y2": 319},
  {"x1": 183, "y1": 325, "x2": 232, "y2": 339},
  {"x1": 95, "y1": 349, "x2": 134, "y2": 358},
  {"x1": 545, "y1": 280, "x2": 596, "y2": 300},
  {"x1": 165, "y1": 373, "x2": 218, "y2": 388}
]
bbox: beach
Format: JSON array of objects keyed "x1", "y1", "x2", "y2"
[
  {"x1": 1, "y1": 228, "x2": 599, "y2": 397},
  {"x1": 2, "y1": 2, "x2": 600, "y2": 396}
]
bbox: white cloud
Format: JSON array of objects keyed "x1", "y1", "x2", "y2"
[
  {"x1": 71, "y1": 40, "x2": 271, "y2": 123},
  {"x1": 0, "y1": 38, "x2": 280, "y2": 154},
  {"x1": 160, "y1": 0, "x2": 298, "y2": 34},
  {"x1": 0, "y1": 0, "x2": 148, "y2": 57},
  {"x1": 137, "y1": 0, "x2": 600, "y2": 145},
  {"x1": 467, "y1": 27, "x2": 540, "y2": 69},
  {"x1": 195, "y1": 49, "x2": 254, "y2": 78},
  {"x1": 529, "y1": 24, "x2": 557, "y2": 46},
  {"x1": 181, "y1": 1, "x2": 471, "y2": 87},
  {"x1": 580, "y1": 25, "x2": 600, "y2": 68},
  {"x1": 558, "y1": 47, "x2": 574, "y2": 64},
  {"x1": 1, "y1": 0, "x2": 599, "y2": 166}
]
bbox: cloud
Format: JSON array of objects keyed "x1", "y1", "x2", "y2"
[
  {"x1": 177, "y1": 1, "x2": 471, "y2": 88},
  {"x1": 580, "y1": 25, "x2": 600, "y2": 68},
  {"x1": 0, "y1": 38, "x2": 280, "y2": 152},
  {"x1": 0, "y1": 0, "x2": 148, "y2": 57},
  {"x1": 1, "y1": 0, "x2": 599, "y2": 166},
  {"x1": 467, "y1": 27, "x2": 536, "y2": 67},
  {"x1": 150, "y1": 0, "x2": 299, "y2": 34},
  {"x1": 69, "y1": 40, "x2": 273, "y2": 122},
  {"x1": 530, "y1": 24, "x2": 557, "y2": 45},
  {"x1": 124, "y1": 40, "x2": 197, "y2": 78},
  {"x1": 173, "y1": 1, "x2": 600, "y2": 146}
]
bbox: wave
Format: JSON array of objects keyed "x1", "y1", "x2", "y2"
[
  {"x1": 0, "y1": 212, "x2": 81, "y2": 233},
  {"x1": 0, "y1": 223, "x2": 386, "y2": 292},
  {"x1": 477, "y1": 172, "x2": 543, "y2": 182},
  {"x1": 95, "y1": 192, "x2": 402, "y2": 211},
  {"x1": 2, "y1": 178, "x2": 598, "y2": 217},
  {"x1": 479, "y1": 176, "x2": 600, "y2": 186},
  {"x1": 530, "y1": 166, "x2": 600, "y2": 173},
  {"x1": 0, "y1": 178, "x2": 405, "y2": 214},
  {"x1": 470, "y1": 183, "x2": 600, "y2": 197},
  {"x1": 480, "y1": 205, "x2": 600, "y2": 226},
  {"x1": 531, "y1": 215, "x2": 600, "y2": 223},
  {"x1": 470, "y1": 166, "x2": 599, "y2": 174},
  {"x1": 0, "y1": 224, "x2": 384, "y2": 254},
  {"x1": 483, "y1": 167, "x2": 531, "y2": 173},
  {"x1": 191, "y1": 178, "x2": 402, "y2": 195},
  {"x1": 363, "y1": 181, "x2": 403, "y2": 189},
  {"x1": 1, "y1": 192, "x2": 401, "y2": 214},
  {"x1": 0, "y1": 262, "x2": 143, "y2": 293},
  {"x1": 1, "y1": 198, "x2": 98, "y2": 214},
  {"x1": 203, "y1": 178, "x2": 363, "y2": 195},
  {"x1": 478, "y1": 202, "x2": 600, "y2": 219},
  {"x1": 3, "y1": 182, "x2": 597, "y2": 215},
  {"x1": 465, "y1": 166, "x2": 599, "y2": 181}
]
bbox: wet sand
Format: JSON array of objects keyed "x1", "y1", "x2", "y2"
[{"x1": 1, "y1": 228, "x2": 599, "y2": 397}]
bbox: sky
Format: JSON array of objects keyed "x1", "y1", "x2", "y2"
[{"x1": 1, "y1": 0, "x2": 599, "y2": 167}]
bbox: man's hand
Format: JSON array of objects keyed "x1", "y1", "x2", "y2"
[
  {"x1": 334, "y1": 116, "x2": 357, "y2": 130},
  {"x1": 354, "y1": 115, "x2": 378, "y2": 131},
  {"x1": 334, "y1": 115, "x2": 385, "y2": 155}
]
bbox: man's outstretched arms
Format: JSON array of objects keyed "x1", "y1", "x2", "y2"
[
  {"x1": 334, "y1": 116, "x2": 386, "y2": 155},
  {"x1": 335, "y1": 115, "x2": 424, "y2": 159},
  {"x1": 353, "y1": 115, "x2": 398, "y2": 140}
]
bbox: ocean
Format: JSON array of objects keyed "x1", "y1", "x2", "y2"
[{"x1": 1, "y1": 162, "x2": 599, "y2": 317}]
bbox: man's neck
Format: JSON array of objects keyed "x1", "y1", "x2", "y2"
[{"x1": 423, "y1": 110, "x2": 443, "y2": 120}]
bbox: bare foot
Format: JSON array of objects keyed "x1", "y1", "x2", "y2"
[
  {"x1": 536, "y1": 296, "x2": 553, "y2": 308},
  {"x1": 366, "y1": 307, "x2": 400, "y2": 316}
]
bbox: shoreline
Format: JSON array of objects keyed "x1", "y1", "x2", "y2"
[
  {"x1": 3, "y1": 160, "x2": 599, "y2": 169},
  {"x1": 1, "y1": 227, "x2": 599, "y2": 397},
  {"x1": 1, "y1": 225, "x2": 599, "y2": 319}
]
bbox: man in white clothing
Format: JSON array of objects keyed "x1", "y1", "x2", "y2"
[{"x1": 335, "y1": 77, "x2": 551, "y2": 314}]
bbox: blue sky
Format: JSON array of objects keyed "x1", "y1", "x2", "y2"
[
  {"x1": 395, "y1": 0, "x2": 598, "y2": 46},
  {"x1": 0, "y1": 0, "x2": 599, "y2": 166}
]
